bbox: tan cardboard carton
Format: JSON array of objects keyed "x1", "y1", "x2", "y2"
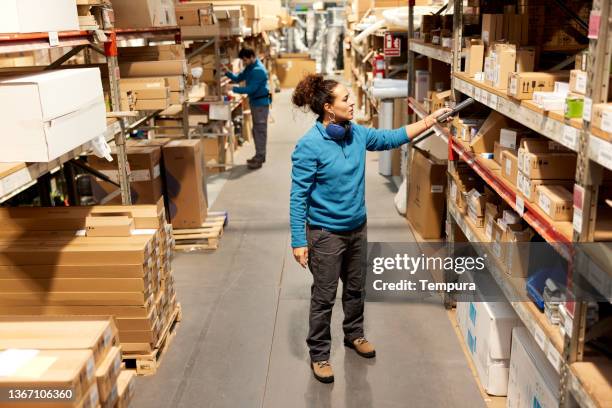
[
  {"x1": 501, "y1": 150, "x2": 519, "y2": 187},
  {"x1": 465, "y1": 39, "x2": 484, "y2": 77},
  {"x1": 162, "y1": 140, "x2": 208, "y2": 229},
  {"x1": 0, "y1": 349, "x2": 95, "y2": 408},
  {"x1": 470, "y1": 111, "x2": 509, "y2": 154},
  {"x1": 508, "y1": 72, "x2": 569, "y2": 100},
  {"x1": 95, "y1": 346, "x2": 121, "y2": 404},
  {"x1": 536, "y1": 185, "x2": 573, "y2": 221},
  {"x1": 86, "y1": 216, "x2": 134, "y2": 237},
  {"x1": 516, "y1": 172, "x2": 574, "y2": 203}
]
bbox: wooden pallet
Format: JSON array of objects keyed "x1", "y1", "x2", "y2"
[
  {"x1": 173, "y1": 211, "x2": 228, "y2": 251},
  {"x1": 123, "y1": 303, "x2": 182, "y2": 376}
]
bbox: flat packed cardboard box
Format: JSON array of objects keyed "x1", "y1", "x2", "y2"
[
  {"x1": 89, "y1": 146, "x2": 163, "y2": 205},
  {"x1": 120, "y1": 60, "x2": 188, "y2": 78},
  {"x1": 114, "y1": 371, "x2": 136, "y2": 408},
  {"x1": 481, "y1": 14, "x2": 502, "y2": 46},
  {"x1": 501, "y1": 150, "x2": 519, "y2": 187},
  {"x1": 407, "y1": 147, "x2": 447, "y2": 239},
  {"x1": 492, "y1": 43, "x2": 516, "y2": 90},
  {"x1": 0, "y1": 69, "x2": 106, "y2": 162},
  {"x1": 0, "y1": 316, "x2": 117, "y2": 366},
  {"x1": 508, "y1": 72, "x2": 569, "y2": 100},
  {"x1": 95, "y1": 346, "x2": 121, "y2": 404},
  {"x1": 112, "y1": 0, "x2": 176, "y2": 28},
  {"x1": 0, "y1": 349, "x2": 95, "y2": 408},
  {"x1": 504, "y1": 224, "x2": 533, "y2": 278},
  {"x1": 0, "y1": 0, "x2": 79, "y2": 34},
  {"x1": 86, "y1": 216, "x2": 134, "y2": 237},
  {"x1": 163, "y1": 140, "x2": 208, "y2": 229},
  {"x1": 515, "y1": 48, "x2": 535, "y2": 72},
  {"x1": 470, "y1": 111, "x2": 509, "y2": 154},
  {"x1": 536, "y1": 185, "x2": 573, "y2": 221},
  {"x1": 118, "y1": 45, "x2": 186, "y2": 62},
  {"x1": 507, "y1": 328, "x2": 560, "y2": 408}
]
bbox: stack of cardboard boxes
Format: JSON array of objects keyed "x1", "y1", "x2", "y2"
[
  {"x1": 0, "y1": 316, "x2": 136, "y2": 408},
  {"x1": 111, "y1": 0, "x2": 177, "y2": 29},
  {"x1": 0, "y1": 202, "x2": 178, "y2": 356}
]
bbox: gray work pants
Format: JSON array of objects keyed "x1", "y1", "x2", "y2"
[
  {"x1": 306, "y1": 222, "x2": 368, "y2": 362},
  {"x1": 251, "y1": 105, "x2": 269, "y2": 161}
]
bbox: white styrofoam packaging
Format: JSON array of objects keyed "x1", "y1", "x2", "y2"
[
  {"x1": 0, "y1": 68, "x2": 106, "y2": 162},
  {"x1": 456, "y1": 270, "x2": 523, "y2": 396},
  {"x1": 0, "y1": 0, "x2": 79, "y2": 34},
  {"x1": 507, "y1": 327, "x2": 560, "y2": 408}
]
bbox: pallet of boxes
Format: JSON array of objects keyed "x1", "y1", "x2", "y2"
[
  {"x1": 0, "y1": 316, "x2": 134, "y2": 408},
  {"x1": 0, "y1": 202, "x2": 181, "y2": 377}
]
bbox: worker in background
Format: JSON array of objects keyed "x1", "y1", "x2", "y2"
[
  {"x1": 224, "y1": 48, "x2": 271, "y2": 170},
  {"x1": 290, "y1": 74, "x2": 452, "y2": 384}
]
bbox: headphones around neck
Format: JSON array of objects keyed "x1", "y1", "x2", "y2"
[{"x1": 325, "y1": 111, "x2": 351, "y2": 141}]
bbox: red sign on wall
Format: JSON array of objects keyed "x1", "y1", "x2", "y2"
[{"x1": 384, "y1": 33, "x2": 401, "y2": 57}]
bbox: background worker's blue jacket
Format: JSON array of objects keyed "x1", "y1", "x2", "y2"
[
  {"x1": 290, "y1": 122, "x2": 409, "y2": 248},
  {"x1": 225, "y1": 59, "x2": 270, "y2": 107}
]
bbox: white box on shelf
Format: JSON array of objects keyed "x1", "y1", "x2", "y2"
[
  {"x1": 456, "y1": 271, "x2": 523, "y2": 396},
  {"x1": 0, "y1": 68, "x2": 106, "y2": 162},
  {"x1": 507, "y1": 327, "x2": 560, "y2": 408},
  {"x1": 0, "y1": 0, "x2": 79, "y2": 34}
]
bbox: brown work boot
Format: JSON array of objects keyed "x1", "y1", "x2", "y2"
[
  {"x1": 344, "y1": 337, "x2": 376, "y2": 358},
  {"x1": 311, "y1": 360, "x2": 334, "y2": 383}
]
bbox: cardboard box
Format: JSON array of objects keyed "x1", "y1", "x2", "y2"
[
  {"x1": 536, "y1": 185, "x2": 573, "y2": 221},
  {"x1": 120, "y1": 60, "x2": 188, "y2": 78},
  {"x1": 515, "y1": 47, "x2": 535, "y2": 72},
  {"x1": 481, "y1": 14, "x2": 502, "y2": 46},
  {"x1": 118, "y1": 45, "x2": 186, "y2": 62},
  {"x1": 494, "y1": 141, "x2": 513, "y2": 165},
  {"x1": 504, "y1": 224, "x2": 533, "y2": 278},
  {"x1": 591, "y1": 103, "x2": 612, "y2": 133},
  {"x1": 456, "y1": 272, "x2": 522, "y2": 396},
  {"x1": 0, "y1": 349, "x2": 95, "y2": 408},
  {"x1": 163, "y1": 140, "x2": 208, "y2": 229},
  {"x1": 0, "y1": 0, "x2": 79, "y2": 34},
  {"x1": 492, "y1": 43, "x2": 516, "y2": 90},
  {"x1": 0, "y1": 69, "x2": 106, "y2": 162},
  {"x1": 120, "y1": 78, "x2": 170, "y2": 100},
  {"x1": 135, "y1": 98, "x2": 171, "y2": 111},
  {"x1": 519, "y1": 151, "x2": 577, "y2": 179},
  {"x1": 111, "y1": 0, "x2": 176, "y2": 28},
  {"x1": 499, "y1": 128, "x2": 530, "y2": 149},
  {"x1": 508, "y1": 72, "x2": 569, "y2": 100},
  {"x1": 88, "y1": 146, "x2": 163, "y2": 205},
  {"x1": 429, "y1": 90, "x2": 451, "y2": 113},
  {"x1": 95, "y1": 346, "x2": 121, "y2": 404},
  {"x1": 507, "y1": 328, "x2": 560, "y2": 408},
  {"x1": 516, "y1": 173, "x2": 574, "y2": 203},
  {"x1": 115, "y1": 371, "x2": 136, "y2": 408},
  {"x1": 86, "y1": 216, "x2": 135, "y2": 237},
  {"x1": 465, "y1": 39, "x2": 484, "y2": 77},
  {"x1": 406, "y1": 147, "x2": 447, "y2": 239},
  {"x1": 276, "y1": 57, "x2": 316, "y2": 88},
  {"x1": 484, "y1": 203, "x2": 502, "y2": 241},
  {"x1": 569, "y1": 69, "x2": 588, "y2": 95},
  {"x1": 0, "y1": 316, "x2": 118, "y2": 366},
  {"x1": 470, "y1": 111, "x2": 509, "y2": 154},
  {"x1": 501, "y1": 150, "x2": 519, "y2": 187}
]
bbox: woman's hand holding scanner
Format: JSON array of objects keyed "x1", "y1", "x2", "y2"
[
  {"x1": 426, "y1": 107, "x2": 454, "y2": 126},
  {"x1": 293, "y1": 247, "x2": 309, "y2": 268}
]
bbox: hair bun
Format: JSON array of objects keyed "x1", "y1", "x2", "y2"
[{"x1": 292, "y1": 73, "x2": 324, "y2": 109}]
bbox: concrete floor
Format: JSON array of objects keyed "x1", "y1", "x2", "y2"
[{"x1": 131, "y1": 90, "x2": 487, "y2": 408}]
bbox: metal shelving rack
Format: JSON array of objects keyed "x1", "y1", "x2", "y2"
[{"x1": 407, "y1": 1, "x2": 611, "y2": 407}]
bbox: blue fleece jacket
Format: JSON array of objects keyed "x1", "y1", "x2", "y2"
[
  {"x1": 290, "y1": 122, "x2": 409, "y2": 248},
  {"x1": 225, "y1": 59, "x2": 270, "y2": 107}
]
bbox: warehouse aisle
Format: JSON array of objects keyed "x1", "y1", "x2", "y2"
[{"x1": 131, "y1": 90, "x2": 486, "y2": 408}]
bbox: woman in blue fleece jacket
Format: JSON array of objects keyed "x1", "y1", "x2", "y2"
[{"x1": 290, "y1": 74, "x2": 451, "y2": 383}]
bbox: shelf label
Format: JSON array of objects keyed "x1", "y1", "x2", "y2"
[
  {"x1": 583, "y1": 97, "x2": 593, "y2": 122},
  {"x1": 515, "y1": 196, "x2": 525, "y2": 216},
  {"x1": 562, "y1": 126, "x2": 579, "y2": 151},
  {"x1": 598, "y1": 142, "x2": 612, "y2": 169},
  {"x1": 573, "y1": 207, "x2": 583, "y2": 233},
  {"x1": 489, "y1": 94, "x2": 498, "y2": 109},
  {"x1": 546, "y1": 348, "x2": 561, "y2": 372},
  {"x1": 48, "y1": 31, "x2": 59, "y2": 47},
  {"x1": 533, "y1": 326, "x2": 546, "y2": 350}
]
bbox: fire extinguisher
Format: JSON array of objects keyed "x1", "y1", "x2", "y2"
[{"x1": 372, "y1": 51, "x2": 385, "y2": 79}]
